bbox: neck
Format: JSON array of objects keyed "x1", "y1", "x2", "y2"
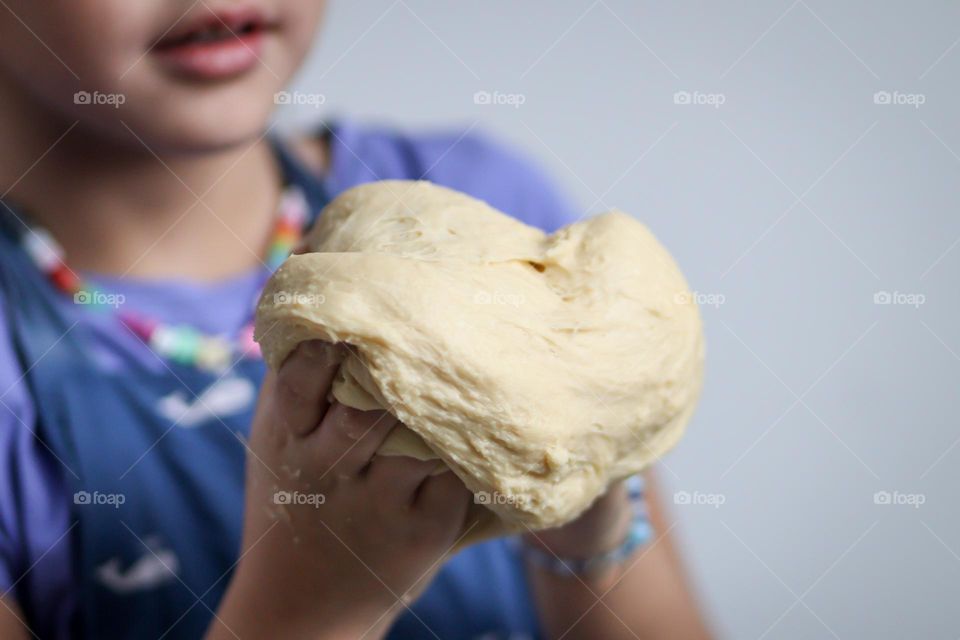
[{"x1": 0, "y1": 79, "x2": 284, "y2": 282}]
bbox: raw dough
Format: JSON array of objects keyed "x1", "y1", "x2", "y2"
[{"x1": 255, "y1": 180, "x2": 704, "y2": 544}]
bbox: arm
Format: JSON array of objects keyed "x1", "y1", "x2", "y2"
[
  {"x1": 525, "y1": 472, "x2": 712, "y2": 640},
  {"x1": 0, "y1": 598, "x2": 28, "y2": 640}
]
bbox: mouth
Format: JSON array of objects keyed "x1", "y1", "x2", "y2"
[{"x1": 153, "y1": 6, "x2": 278, "y2": 80}]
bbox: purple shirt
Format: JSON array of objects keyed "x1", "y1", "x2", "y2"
[{"x1": 0, "y1": 119, "x2": 575, "y2": 637}]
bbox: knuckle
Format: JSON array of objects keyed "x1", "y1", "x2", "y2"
[
  {"x1": 314, "y1": 446, "x2": 347, "y2": 474},
  {"x1": 329, "y1": 406, "x2": 365, "y2": 441},
  {"x1": 427, "y1": 473, "x2": 463, "y2": 499},
  {"x1": 367, "y1": 459, "x2": 410, "y2": 491},
  {"x1": 334, "y1": 410, "x2": 392, "y2": 451},
  {"x1": 276, "y1": 370, "x2": 315, "y2": 408}
]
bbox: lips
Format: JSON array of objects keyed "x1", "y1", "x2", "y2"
[{"x1": 153, "y1": 6, "x2": 277, "y2": 80}]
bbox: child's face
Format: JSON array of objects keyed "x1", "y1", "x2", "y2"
[{"x1": 0, "y1": 1, "x2": 326, "y2": 152}]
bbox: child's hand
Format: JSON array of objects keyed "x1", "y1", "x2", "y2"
[
  {"x1": 523, "y1": 481, "x2": 633, "y2": 559},
  {"x1": 211, "y1": 341, "x2": 473, "y2": 639}
]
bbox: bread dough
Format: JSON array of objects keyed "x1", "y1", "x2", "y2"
[{"x1": 255, "y1": 180, "x2": 704, "y2": 544}]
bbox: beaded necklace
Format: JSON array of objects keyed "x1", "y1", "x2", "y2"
[{"x1": 19, "y1": 185, "x2": 309, "y2": 373}]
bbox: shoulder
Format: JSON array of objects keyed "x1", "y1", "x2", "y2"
[{"x1": 294, "y1": 120, "x2": 579, "y2": 232}]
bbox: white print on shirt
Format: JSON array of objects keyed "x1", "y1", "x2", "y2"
[
  {"x1": 156, "y1": 376, "x2": 255, "y2": 428},
  {"x1": 95, "y1": 537, "x2": 179, "y2": 594}
]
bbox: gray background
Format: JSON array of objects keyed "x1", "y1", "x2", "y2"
[{"x1": 277, "y1": 2, "x2": 960, "y2": 638}]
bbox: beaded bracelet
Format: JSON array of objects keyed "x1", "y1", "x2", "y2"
[{"x1": 517, "y1": 475, "x2": 652, "y2": 578}]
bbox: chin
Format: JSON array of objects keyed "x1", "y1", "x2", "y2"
[
  {"x1": 90, "y1": 93, "x2": 281, "y2": 156},
  {"x1": 152, "y1": 108, "x2": 277, "y2": 155}
]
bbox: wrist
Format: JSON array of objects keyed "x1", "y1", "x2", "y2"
[
  {"x1": 519, "y1": 478, "x2": 652, "y2": 578},
  {"x1": 210, "y1": 559, "x2": 394, "y2": 640},
  {"x1": 519, "y1": 515, "x2": 650, "y2": 580}
]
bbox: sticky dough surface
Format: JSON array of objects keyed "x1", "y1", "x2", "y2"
[{"x1": 255, "y1": 180, "x2": 704, "y2": 543}]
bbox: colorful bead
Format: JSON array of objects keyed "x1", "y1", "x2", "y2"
[
  {"x1": 50, "y1": 265, "x2": 81, "y2": 293},
  {"x1": 20, "y1": 184, "x2": 310, "y2": 373},
  {"x1": 77, "y1": 288, "x2": 111, "y2": 314},
  {"x1": 171, "y1": 327, "x2": 201, "y2": 364},
  {"x1": 149, "y1": 326, "x2": 178, "y2": 354},
  {"x1": 275, "y1": 219, "x2": 300, "y2": 237},
  {"x1": 23, "y1": 229, "x2": 62, "y2": 270},
  {"x1": 280, "y1": 187, "x2": 309, "y2": 224},
  {"x1": 196, "y1": 338, "x2": 233, "y2": 372},
  {"x1": 119, "y1": 313, "x2": 158, "y2": 341},
  {"x1": 266, "y1": 247, "x2": 291, "y2": 268},
  {"x1": 237, "y1": 325, "x2": 260, "y2": 358},
  {"x1": 271, "y1": 237, "x2": 297, "y2": 255}
]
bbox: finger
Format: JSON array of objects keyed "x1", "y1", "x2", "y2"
[
  {"x1": 275, "y1": 340, "x2": 345, "y2": 437},
  {"x1": 415, "y1": 471, "x2": 472, "y2": 522},
  {"x1": 310, "y1": 403, "x2": 400, "y2": 475},
  {"x1": 249, "y1": 371, "x2": 281, "y2": 451},
  {"x1": 364, "y1": 455, "x2": 444, "y2": 506}
]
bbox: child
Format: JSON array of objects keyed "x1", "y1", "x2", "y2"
[{"x1": 0, "y1": 2, "x2": 710, "y2": 638}]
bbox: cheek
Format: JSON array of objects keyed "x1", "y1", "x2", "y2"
[
  {"x1": 0, "y1": 1, "x2": 158, "y2": 99},
  {"x1": 278, "y1": 1, "x2": 327, "y2": 65},
  {"x1": 59, "y1": 5, "x2": 161, "y2": 90}
]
